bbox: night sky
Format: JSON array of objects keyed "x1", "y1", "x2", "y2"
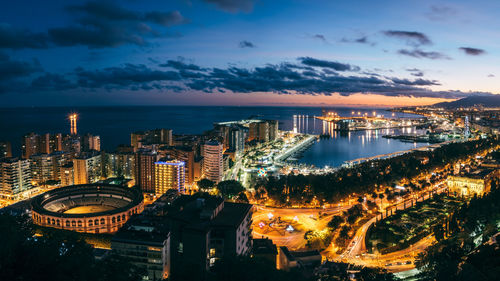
[{"x1": 1, "y1": 0, "x2": 499, "y2": 107}]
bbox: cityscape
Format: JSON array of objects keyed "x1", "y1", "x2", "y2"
[{"x1": 1, "y1": 1, "x2": 500, "y2": 281}]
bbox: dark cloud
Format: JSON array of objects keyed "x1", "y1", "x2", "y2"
[
  {"x1": 159, "y1": 59, "x2": 204, "y2": 71},
  {"x1": 390, "y1": 78, "x2": 439, "y2": 86},
  {"x1": 239, "y1": 40, "x2": 256, "y2": 48},
  {"x1": 398, "y1": 49, "x2": 450, "y2": 60},
  {"x1": 311, "y1": 34, "x2": 328, "y2": 43},
  {"x1": 427, "y1": 5, "x2": 457, "y2": 21},
  {"x1": 299, "y1": 57, "x2": 360, "y2": 72},
  {"x1": 15, "y1": 57, "x2": 494, "y2": 100},
  {"x1": 488, "y1": 74, "x2": 495, "y2": 78},
  {"x1": 202, "y1": 0, "x2": 255, "y2": 13},
  {"x1": 459, "y1": 47, "x2": 486, "y2": 56},
  {"x1": 341, "y1": 36, "x2": 374, "y2": 46},
  {"x1": 383, "y1": 30, "x2": 432, "y2": 46},
  {"x1": 48, "y1": 1, "x2": 187, "y2": 48},
  {"x1": 75, "y1": 64, "x2": 181, "y2": 89},
  {"x1": 0, "y1": 53, "x2": 42, "y2": 93},
  {"x1": 406, "y1": 68, "x2": 424, "y2": 77},
  {"x1": 31, "y1": 73, "x2": 77, "y2": 91},
  {"x1": 0, "y1": 53, "x2": 42, "y2": 80},
  {"x1": 0, "y1": 23, "x2": 49, "y2": 49}
]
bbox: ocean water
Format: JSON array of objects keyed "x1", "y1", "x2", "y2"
[{"x1": 0, "y1": 106, "x2": 427, "y2": 167}]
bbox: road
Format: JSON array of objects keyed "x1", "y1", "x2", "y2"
[
  {"x1": 252, "y1": 205, "x2": 350, "y2": 250},
  {"x1": 328, "y1": 183, "x2": 448, "y2": 272}
]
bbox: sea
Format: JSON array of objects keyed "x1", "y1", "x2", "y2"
[{"x1": 0, "y1": 106, "x2": 428, "y2": 168}]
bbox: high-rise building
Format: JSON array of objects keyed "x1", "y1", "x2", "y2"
[
  {"x1": 0, "y1": 141, "x2": 12, "y2": 158},
  {"x1": 105, "y1": 152, "x2": 136, "y2": 180},
  {"x1": 168, "y1": 196, "x2": 253, "y2": 278},
  {"x1": 131, "y1": 129, "x2": 173, "y2": 151},
  {"x1": 248, "y1": 120, "x2": 278, "y2": 143},
  {"x1": 111, "y1": 215, "x2": 171, "y2": 280},
  {"x1": 0, "y1": 158, "x2": 33, "y2": 202},
  {"x1": 82, "y1": 134, "x2": 101, "y2": 151},
  {"x1": 30, "y1": 154, "x2": 54, "y2": 185},
  {"x1": 73, "y1": 152, "x2": 102, "y2": 185},
  {"x1": 202, "y1": 141, "x2": 223, "y2": 184},
  {"x1": 159, "y1": 146, "x2": 195, "y2": 186},
  {"x1": 135, "y1": 151, "x2": 158, "y2": 194},
  {"x1": 229, "y1": 126, "x2": 245, "y2": 152},
  {"x1": 154, "y1": 160, "x2": 185, "y2": 195},
  {"x1": 62, "y1": 135, "x2": 81, "y2": 157},
  {"x1": 30, "y1": 151, "x2": 71, "y2": 185},
  {"x1": 60, "y1": 163, "x2": 74, "y2": 186},
  {"x1": 22, "y1": 133, "x2": 63, "y2": 159}
]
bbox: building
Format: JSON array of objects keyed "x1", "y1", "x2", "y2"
[
  {"x1": 60, "y1": 163, "x2": 74, "y2": 186},
  {"x1": 159, "y1": 146, "x2": 195, "y2": 186},
  {"x1": 112, "y1": 215, "x2": 171, "y2": 280},
  {"x1": 135, "y1": 151, "x2": 159, "y2": 194},
  {"x1": 447, "y1": 168, "x2": 499, "y2": 197},
  {"x1": 154, "y1": 160, "x2": 185, "y2": 195},
  {"x1": 278, "y1": 247, "x2": 322, "y2": 271},
  {"x1": 0, "y1": 158, "x2": 33, "y2": 202},
  {"x1": 105, "y1": 152, "x2": 136, "y2": 181},
  {"x1": 0, "y1": 141, "x2": 12, "y2": 158},
  {"x1": 22, "y1": 132, "x2": 63, "y2": 158},
  {"x1": 82, "y1": 134, "x2": 101, "y2": 151},
  {"x1": 252, "y1": 238, "x2": 278, "y2": 268},
  {"x1": 167, "y1": 196, "x2": 253, "y2": 278},
  {"x1": 248, "y1": 120, "x2": 279, "y2": 143},
  {"x1": 30, "y1": 151, "x2": 71, "y2": 185},
  {"x1": 73, "y1": 152, "x2": 102, "y2": 185},
  {"x1": 131, "y1": 129, "x2": 173, "y2": 151},
  {"x1": 202, "y1": 141, "x2": 223, "y2": 183}
]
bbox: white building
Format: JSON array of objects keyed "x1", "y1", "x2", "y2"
[{"x1": 202, "y1": 141, "x2": 224, "y2": 183}]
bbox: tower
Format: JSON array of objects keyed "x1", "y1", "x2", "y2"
[{"x1": 69, "y1": 114, "x2": 78, "y2": 135}]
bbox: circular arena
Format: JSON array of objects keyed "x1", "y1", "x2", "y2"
[{"x1": 31, "y1": 184, "x2": 144, "y2": 234}]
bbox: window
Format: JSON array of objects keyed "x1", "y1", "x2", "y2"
[
  {"x1": 71, "y1": 220, "x2": 76, "y2": 227},
  {"x1": 89, "y1": 220, "x2": 93, "y2": 226},
  {"x1": 178, "y1": 243, "x2": 183, "y2": 253},
  {"x1": 112, "y1": 217, "x2": 116, "y2": 223},
  {"x1": 78, "y1": 221, "x2": 82, "y2": 227},
  {"x1": 94, "y1": 219, "x2": 99, "y2": 225},
  {"x1": 66, "y1": 221, "x2": 70, "y2": 227},
  {"x1": 100, "y1": 218, "x2": 105, "y2": 225}
]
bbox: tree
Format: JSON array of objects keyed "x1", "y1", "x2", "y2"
[
  {"x1": 217, "y1": 180, "x2": 245, "y2": 199},
  {"x1": 0, "y1": 214, "x2": 145, "y2": 281},
  {"x1": 327, "y1": 215, "x2": 344, "y2": 229},
  {"x1": 433, "y1": 224, "x2": 445, "y2": 242},
  {"x1": 198, "y1": 179, "x2": 215, "y2": 191}
]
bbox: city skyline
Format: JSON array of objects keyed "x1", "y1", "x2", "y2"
[{"x1": 2, "y1": 0, "x2": 500, "y2": 107}]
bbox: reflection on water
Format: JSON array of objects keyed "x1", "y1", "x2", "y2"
[{"x1": 291, "y1": 113, "x2": 428, "y2": 168}]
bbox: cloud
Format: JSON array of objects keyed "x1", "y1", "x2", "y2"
[
  {"x1": 144, "y1": 11, "x2": 189, "y2": 26},
  {"x1": 30, "y1": 73, "x2": 77, "y2": 91},
  {"x1": 427, "y1": 5, "x2": 457, "y2": 21},
  {"x1": 0, "y1": 23, "x2": 49, "y2": 49},
  {"x1": 459, "y1": 47, "x2": 486, "y2": 56},
  {"x1": 159, "y1": 59, "x2": 204, "y2": 71},
  {"x1": 398, "y1": 49, "x2": 450, "y2": 60},
  {"x1": 310, "y1": 34, "x2": 328, "y2": 44},
  {"x1": 488, "y1": 74, "x2": 495, "y2": 78},
  {"x1": 239, "y1": 40, "x2": 256, "y2": 48},
  {"x1": 0, "y1": 53, "x2": 42, "y2": 80},
  {"x1": 383, "y1": 30, "x2": 432, "y2": 46},
  {"x1": 298, "y1": 57, "x2": 360, "y2": 71},
  {"x1": 202, "y1": 0, "x2": 255, "y2": 13},
  {"x1": 390, "y1": 78, "x2": 440, "y2": 86},
  {"x1": 406, "y1": 68, "x2": 424, "y2": 77},
  {"x1": 341, "y1": 36, "x2": 374, "y2": 46},
  {"x1": 48, "y1": 1, "x2": 188, "y2": 48},
  {"x1": 0, "y1": 53, "x2": 43, "y2": 93},
  {"x1": 11, "y1": 56, "x2": 494, "y2": 100},
  {"x1": 75, "y1": 64, "x2": 181, "y2": 89}
]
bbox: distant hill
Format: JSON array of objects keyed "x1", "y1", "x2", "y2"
[{"x1": 433, "y1": 95, "x2": 500, "y2": 108}]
